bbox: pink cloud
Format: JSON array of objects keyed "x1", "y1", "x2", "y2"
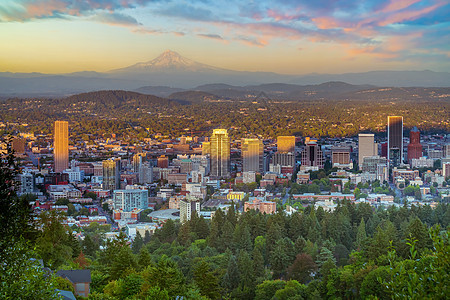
[
  {"x1": 376, "y1": 3, "x2": 444, "y2": 26},
  {"x1": 267, "y1": 9, "x2": 303, "y2": 21},
  {"x1": 311, "y1": 17, "x2": 341, "y2": 30},
  {"x1": 379, "y1": 0, "x2": 422, "y2": 13}
]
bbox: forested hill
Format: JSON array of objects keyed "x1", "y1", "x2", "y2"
[{"x1": 60, "y1": 90, "x2": 175, "y2": 109}]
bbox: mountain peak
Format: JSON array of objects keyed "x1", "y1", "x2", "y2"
[{"x1": 110, "y1": 50, "x2": 225, "y2": 73}]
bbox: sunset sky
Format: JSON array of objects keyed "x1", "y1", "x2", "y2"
[{"x1": 1, "y1": 0, "x2": 449, "y2": 74}]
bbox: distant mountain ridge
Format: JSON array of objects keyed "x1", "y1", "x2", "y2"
[{"x1": 0, "y1": 50, "x2": 449, "y2": 97}]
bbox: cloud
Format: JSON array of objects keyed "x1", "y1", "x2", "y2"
[
  {"x1": 197, "y1": 33, "x2": 223, "y2": 40},
  {"x1": 94, "y1": 12, "x2": 141, "y2": 26},
  {"x1": 155, "y1": 3, "x2": 216, "y2": 22}
]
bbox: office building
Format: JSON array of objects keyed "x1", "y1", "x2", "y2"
[
  {"x1": 242, "y1": 138, "x2": 263, "y2": 172},
  {"x1": 180, "y1": 198, "x2": 200, "y2": 223},
  {"x1": 387, "y1": 116, "x2": 403, "y2": 166},
  {"x1": 103, "y1": 158, "x2": 120, "y2": 191},
  {"x1": 358, "y1": 133, "x2": 377, "y2": 168},
  {"x1": 277, "y1": 136, "x2": 295, "y2": 153},
  {"x1": 157, "y1": 155, "x2": 169, "y2": 168},
  {"x1": 16, "y1": 172, "x2": 33, "y2": 196},
  {"x1": 202, "y1": 141, "x2": 211, "y2": 156},
  {"x1": 407, "y1": 127, "x2": 422, "y2": 164},
  {"x1": 272, "y1": 152, "x2": 296, "y2": 167},
  {"x1": 331, "y1": 146, "x2": 351, "y2": 166},
  {"x1": 113, "y1": 189, "x2": 148, "y2": 211},
  {"x1": 301, "y1": 140, "x2": 324, "y2": 169},
  {"x1": 138, "y1": 163, "x2": 153, "y2": 184},
  {"x1": 443, "y1": 163, "x2": 450, "y2": 178},
  {"x1": 54, "y1": 121, "x2": 69, "y2": 173},
  {"x1": 210, "y1": 129, "x2": 230, "y2": 177},
  {"x1": 443, "y1": 144, "x2": 450, "y2": 158},
  {"x1": 132, "y1": 153, "x2": 145, "y2": 172}
]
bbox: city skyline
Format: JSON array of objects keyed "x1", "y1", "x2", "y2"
[{"x1": 1, "y1": 0, "x2": 449, "y2": 74}]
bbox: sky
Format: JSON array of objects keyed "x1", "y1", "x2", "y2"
[{"x1": 0, "y1": 0, "x2": 449, "y2": 74}]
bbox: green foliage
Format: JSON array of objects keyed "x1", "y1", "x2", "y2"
[{"x1": 0, "y1": 240, "x2": 61, "y2": 299}]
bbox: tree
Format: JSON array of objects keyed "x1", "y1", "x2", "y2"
[
  {"x1": 255, "y1": 280, "x2": 286, "y2": 300},
  {"x1": 141, "y1": 258, "x2": 185, "y2": 298},
  {"x1": 193, "y1": 260, "x2": 221, "y2": 299},
  {"x1": 82, "y1": 234, "x2": 98, "y2": 258},
  {"x1": 0, "y1": 240, "x2": 60, "y2": 299},
  {"x1": 0, "y1": 145, "x2": 33, "y2": 242},
  {"x1": 287, "y1": 253, "x2": 317, "y2": 284},
  {"x1": 356, "y1": 217, "x2": 367, "y2": 250},
  {"x1": 110, "y1": 245, "x2": 136, "y2": 280},
  {"x1": 35, "y1": 210, "x2": 73, "y2": 268},
  {"x1": 222, "y1": 255, "x2": 240, "y2": 292},
  {"x1": 132, "y1": 231, "x2": 144, "y2": 254}
]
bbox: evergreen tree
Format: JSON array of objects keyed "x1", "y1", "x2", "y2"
[
  {"x1": 238, "y1": 249, "x2": 255, "y2": 288},
  {"x1": 252, "y1": 246, "x2": 265, "y2": 279},
  {"x1": 193, "y1": 260, "x2": 221, "y2": 299},
  {"x1": 137, "y1": 247, "x2": 152, "y2": 270},
  {"x1": 356, "y1": 217, "x2": 367, "y2": 250},
  {"x1": 110, "y1": 245, "x2": 136, "y2": 280},
  {"x1": 222, "y1": 255, "x2": 240, "y2": 293},
  {"x1": 144, "y1": 230, "x2": 151, "y2": 244},
  {"x1": 220, "y1": 221, "x2": 235, "y2": 252},
  {"x1": 132, "y1": 231, "x2": 144, "y2": 254},
  {"x1": 82, "y1": 234, "x2": 97, "y2": 258}
]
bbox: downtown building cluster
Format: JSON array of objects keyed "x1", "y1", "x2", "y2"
[{"x1": 8, "y1": 117, "x2": 450, "y2": 242}]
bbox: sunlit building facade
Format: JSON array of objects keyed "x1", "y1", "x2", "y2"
[
  {"x1": 242, "y1": 138, "x2": 263, "y2": 172},
  {"x1": 54, "y1": 121, "x2": 69, "y2": 173},
  {"x1": 103, "y1": 158, "x2": 120, "y2": 191},
  {"x1": 210, "y1": 129, "x2": 230, "y2": 178},
  {"x1": 277, "y1": 136, "x2": 296, "y2": 153}
]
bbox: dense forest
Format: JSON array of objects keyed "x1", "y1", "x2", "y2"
[{"x1": 1, "y1": 89, "x2": 448, "y2": 140}]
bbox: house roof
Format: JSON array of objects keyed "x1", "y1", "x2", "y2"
[
  {"x1": 56, "y1": 290, "x2": 77, "y2": 300},
  {"x1": 56, "y1": 270, "x2": 91, "y2": 283}
]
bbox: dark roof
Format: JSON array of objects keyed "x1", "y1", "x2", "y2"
[{"x1": 56, "y1": 270, "x2": 91, "y2": 283}]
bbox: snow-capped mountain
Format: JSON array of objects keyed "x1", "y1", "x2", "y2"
[{"x1": 110, "y1": 50, "x2": 226, "y2": 73}]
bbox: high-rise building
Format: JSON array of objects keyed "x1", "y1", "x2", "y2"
[
  {"x1": 407, "y1": 126, "x2": 422, "y2": 164},
  {"x1": 113, "y1": 189, "x2": 148, "y2": 211},
  {"x1": 210, "y1": 129, "x2": 230, "y2": 177},
  {"x1": 387, "y1": 116, "x2": 403, "y2": 166},
  {"x1": 301, "y1": 140, "x2": 324, "y2": 169},
  {"x1": 331, "y1": 146, "x2": 351, "y2": 165},
  {"x1": 103, "y1": 158, "x2": 120, "y2": 191},
  {"x1": 157, "y1": 155, "x2": 169, "y2": 168},
  {"x1": 180, "y1": 198, "x2": 200, "y2": 223},
  {"x1": 202, "y1": 141, "x2": 211, "y2": 156},
  {"x1": 138, "y1": 162, "x2": 153, "y2": 184},
  {"x1": 242, "y1": 138, "x2": 263, "y2": 172},
  {"x1": 358, "y1": 133, "x2": 377, "y2": 169},
  {"x1": 54, "y1": 121, "x2": 69, "y2": 173},
  {"x1": 277, "y1": 136, "x2": 296, "y2": 153},
  {"x1": 443, "y1": 144, "x2": 450, "y2": 158},
  {"x1": 272, "y1": 152, "x2": 296, "y2": 167},
  {"x1": 132, "y1": 153, "x2": 145, "y2": 172}
]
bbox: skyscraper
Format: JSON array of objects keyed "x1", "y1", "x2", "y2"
[
  {"x1": 358, "y1": 133, "x2": 377, "y2": 169},
  {"x1": 277, "y1": 136, "x2": 296, "y2": 153},
  {"x1": 54, "y1": 121, "x2": 69, "y2": 173},
  {"x1": 242, "y1": 138, "x2": 263, "y2": 172},
  {"x1": 103, "y1": 158, "x2": 120, "y2": 191},
  {"x1": 300, "y1": 140, "x2": 324, "y2": 169},
  {"x1": 407, "y1": 126, "x2": 422, "y2": 164},
  {"x1": 210, "y1": 129, "x2": 230, "y2": 178},
  {"x1": 388, "y1": 116, "x2": 403, "y2": 166}
]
